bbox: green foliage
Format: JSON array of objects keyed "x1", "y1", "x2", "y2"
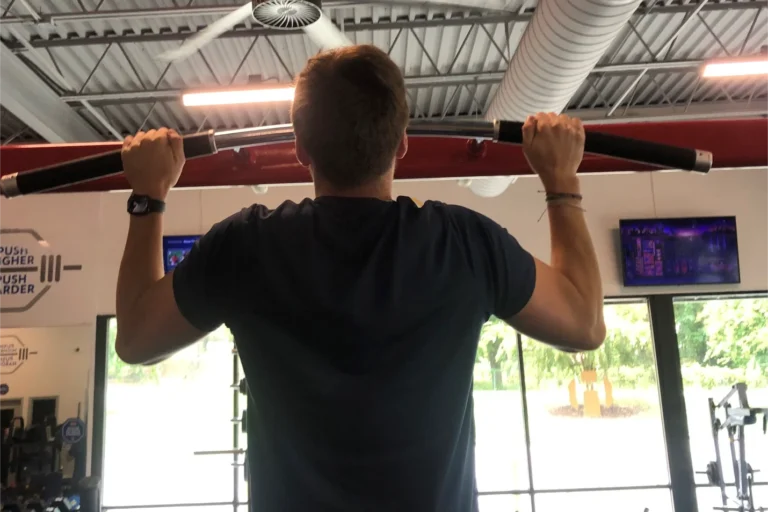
[
  {"x1": 522, "y1": 338, "x2": 580, "y2": 386},
  {"x1": 674, "y1": 301, "x2": 708, "y2": 362},
  {"x1": 699, "y1": 298, "x2": 768, "y2": 370},
  {"x1": 475, "y1": 298, "x2": 768, "y2": 392},
  {"x1": 675, "y1": 298, "x2": 767, "y2": 382},
  {"x1": 599, "y1": 303, "x2": 655, "y2": 377},
  {"x1": 681, "y1": 363, "x2": 768, "y2": 389},
  {"x1": 520, "y1": 303, "x2": 656, "y2": 388},
  {"x1": 475, "y1": 317, "x2": 518, "y2": 390}
]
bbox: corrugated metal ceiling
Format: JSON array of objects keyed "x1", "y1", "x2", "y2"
[{"x1": 1, "y1": 0, "x2": 766, "y2": 141}]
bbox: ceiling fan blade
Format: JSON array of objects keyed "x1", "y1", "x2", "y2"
[
  {"x1": 156, "y1": 2, "x2": 253, "y2": 62},
  {"x1": 302, "y1": 13, "x2": 353, "y2": 50}
]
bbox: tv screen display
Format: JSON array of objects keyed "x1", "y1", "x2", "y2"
[
  {"x1": 162, "y1": 235, "x2": 200, "y2": 273},
  {"x1": 619, "y1": 216, "x2": 740, "y2": 287}
]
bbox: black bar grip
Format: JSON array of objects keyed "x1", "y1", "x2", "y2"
[
  {"x1": 5, "y1": 131, "x2": 217, "y2": 197},
  {"x1": 495, "y1": 120, "x2": 712, "y2": 173}
]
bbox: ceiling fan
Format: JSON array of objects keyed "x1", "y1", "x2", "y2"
[
  {"x1": 158, "y1": 0, "x2": 352, "y2": 61},
  {"x1": 157, "y1": 0, "x2": 518, "y2": 62}
]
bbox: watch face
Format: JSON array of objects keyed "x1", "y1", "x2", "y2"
[{"x1": 129, "y1": 196, "x2": 149, "y2": 214}]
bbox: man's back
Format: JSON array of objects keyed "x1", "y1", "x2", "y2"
[
  {"x1": 173, "y1": 196, "x2": 535, "y2": 511},
  {"x1": 114, "y1": 45, "x2": 604, "y2": 512}
]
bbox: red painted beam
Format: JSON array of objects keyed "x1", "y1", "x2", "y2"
[{"x1": 1, "y1": 119, "x2": 765, "y2": 193}]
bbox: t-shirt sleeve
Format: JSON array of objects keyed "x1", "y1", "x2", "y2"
[
  {"x1": 460, "y1": 208, "x2": 537, "y2": 319},
  {"x1": 172, "y1": 209, "x2": 250, "y2": 332}
]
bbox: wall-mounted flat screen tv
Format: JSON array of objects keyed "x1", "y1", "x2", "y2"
[
  {"x1": 619, "y1": 216, "x2": 740, "y2": 287},
  {"x1": 162, "y1": 235, "x2": 200, "y2": 274}
]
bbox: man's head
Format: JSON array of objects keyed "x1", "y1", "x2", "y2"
[{"x1": 291, "y1": 45, "x2": 409, "y2": 195}]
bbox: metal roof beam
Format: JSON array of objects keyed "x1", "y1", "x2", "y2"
[
  {"x1": 569, "y1": 99, "x2": 768, "y2": 124},
  {"x1": 5, "y1": 14, "x2": 529, "y2": 49},
  {"x1": 0, "y1": 43, "x2": 101, "y2": 143},
  {"x1": 58, "y1": 60, "x2": 706, "y2": 106},
  {"x1": 0, "y1": 0, "x2": 764, "y2": 26},
  {"x1": 0, "y1": 1, "x2": 516, "y2": 25},
  {"x1": 3, "y1": 1, "x2": 765, "y2": 48}
]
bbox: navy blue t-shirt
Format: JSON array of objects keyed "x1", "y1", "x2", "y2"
[{"x1": 173, "y1": 196, "x2": 535, "y2": 512}]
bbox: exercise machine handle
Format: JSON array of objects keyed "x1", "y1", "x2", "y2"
[{"x1": 494, "y1": 120, "x2": 712, "y2": 174}]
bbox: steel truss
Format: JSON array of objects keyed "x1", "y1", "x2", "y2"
[{"x1": 0, "y1": 0, "x2": 766, "y2": 139}]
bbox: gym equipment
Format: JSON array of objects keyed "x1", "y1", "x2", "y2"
[
  {"x1": 0, "y1": 120, "x2": 713, "y2": 199},
  {"x1": 193, "y1": 449, "x2": 246, "y2": 456},
  {"x1": 697, "y1": 383, "x2": 767, "y2": 512},
  {"x1": 1, "y1": 415, "x2": 97, "y2": 512},
  {"x1": 230, "y1": 378, "x2": 248, "y2": 395},
  {"x1": 232, "y1": 410, "x2": 247, "y2": 433}
]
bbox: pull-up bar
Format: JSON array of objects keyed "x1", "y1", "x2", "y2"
[{"x1": 0, "y1": 119, "x2": 712, "y2": 198}]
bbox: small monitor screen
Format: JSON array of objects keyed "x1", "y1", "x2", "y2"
[
  {"x1": 162, "y1": 235, "x2": 200, "y2": 274},
  {"x1": 619, "y1": 216, "x2": 740, "y2": 287}
]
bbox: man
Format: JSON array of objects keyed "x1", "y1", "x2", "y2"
[{"x1": 116, "y1": 45, "x2": 605, "y2": 511}]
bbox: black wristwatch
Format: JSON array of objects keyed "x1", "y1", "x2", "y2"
[{"x1": 127, "y1": 194, "x2": 166, "y2": 216}]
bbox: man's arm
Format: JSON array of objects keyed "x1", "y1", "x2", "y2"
[
  {"x1": 494, "y1": 113, "x2": 605, "y2": 351},
  {"x1": 115, "y1": 215, "x2": 206, "y2": 365},
  {"x1": 114, "y1": 128, "x2": 208, "y2": 365},
  {"x1": 509, "y1": 194, "x2": 606, "y2": 351}
]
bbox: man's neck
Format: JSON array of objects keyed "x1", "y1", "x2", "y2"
[{"x1": 314, "y1": 179, "x2": 393, "y2": 201}]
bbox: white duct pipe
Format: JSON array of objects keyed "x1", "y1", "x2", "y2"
[{"x1": 471, "y1": 0, "x2": 643, "y2": 198}]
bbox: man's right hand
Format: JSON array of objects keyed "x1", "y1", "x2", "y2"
[{"x1": 522, "y1": 113, "x2": 585, "y2": 193}]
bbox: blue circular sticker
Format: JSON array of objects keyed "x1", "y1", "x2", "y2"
[
  {"x1": 0, "y1": 384, "x2": 8, "y2": 396},
  {"x1": 61, "y1": 418, "x2": 85, "y2": 444}
]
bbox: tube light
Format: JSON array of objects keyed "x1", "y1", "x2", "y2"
[
  {"x1": 702, "y1": 58, "x2": 768, "y2": 78},
  {"x1": 182, "y1": 87, "x2": 295, "y2": 107}
]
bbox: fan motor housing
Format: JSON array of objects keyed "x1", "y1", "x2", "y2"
[{"x1": 252, "y1": 0, "x2": 323, "y2": 30}]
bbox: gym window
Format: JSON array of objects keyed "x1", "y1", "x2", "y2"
[{"x1": 92, "y1": 293, "x2": 767, "y2": 512}]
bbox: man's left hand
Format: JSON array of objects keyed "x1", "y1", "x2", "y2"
[{"x1": 122, "y1": 128, "x2": 185, "y2": 200}]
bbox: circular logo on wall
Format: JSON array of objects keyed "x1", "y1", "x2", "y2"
[
  {"x1": 0, "y1": 384, "x2": 8, "y2": 396},
  {"x1": 0, "y1": 228, "x2": 82, "y2": 314},
  {"x1": 61, "y1": 418, "x2": 86, "y2": 444}
]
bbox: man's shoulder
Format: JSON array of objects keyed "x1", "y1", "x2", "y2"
[
  {"x1": 217, "y1": 199, "x2": 313, "y2": 225},
  {"x1": 419, "y1": 200, "x2": 491, "y2": 225}
]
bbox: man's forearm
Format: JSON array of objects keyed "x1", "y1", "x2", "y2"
[
  {"x1": 116, "y1": 215, "x2": 164, "y2": 338},
  {"x1": 546, "y1": 178, "x2": 605, "y2": 340}
]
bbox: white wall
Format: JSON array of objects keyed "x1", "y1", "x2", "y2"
[
  {"x1": 0, "y1": 325, "x2": 93, "y2": 423},
  {"x1": 99, "y1": 169, "x2": 768, "y2": 309},
  {"x1": 0, "y1": 168, "x2": 766, "y2": 474},
  {"x1": 1, "y1": 168, "x2": 766, "y2": 323}
]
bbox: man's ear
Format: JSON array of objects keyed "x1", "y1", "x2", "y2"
[
  {"x1": 295, "y1": 138, "x2": 310, "y2": 167},
  {"x1": 396, "y1": 133, "x2": 408, "y2": 160}
]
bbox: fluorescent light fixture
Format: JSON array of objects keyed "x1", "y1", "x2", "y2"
[
  {"x1": 702, "y1": 57, "x2": 768, "y2": 78},
  {"x1": 182, "y1": 86, "x2": 295, "y2": 107}
]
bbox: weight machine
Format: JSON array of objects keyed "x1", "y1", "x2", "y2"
[
  {"x1": 698, "y1": 383, "x2": 767, "y2": 512},
  {"x1": 0, "y1": 415, "x2": 100, "y2": 512}
]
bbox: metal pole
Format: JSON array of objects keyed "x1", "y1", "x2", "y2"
[{"x1": 193, "y1": 449, "x2": 246, "y2": 456}]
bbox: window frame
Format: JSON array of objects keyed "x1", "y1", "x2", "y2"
[{"x1": 92, "y1": 317, "x2": 247, "y2": 511}]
